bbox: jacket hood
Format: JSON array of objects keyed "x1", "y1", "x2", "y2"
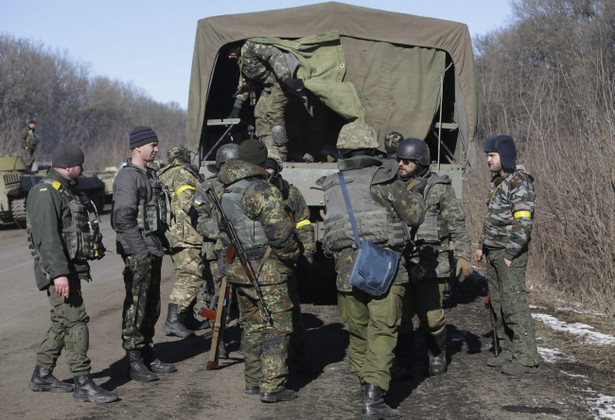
[{"x1": 218, "y1": 158, "x2": 267, "y2": 185}]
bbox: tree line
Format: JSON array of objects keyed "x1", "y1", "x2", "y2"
[
  {"x1": 0, "y1": 34, "x2": 186, "y2": 170},
  {"x1": 469, "y1": 0, "x2": 615, "y2": 315}
]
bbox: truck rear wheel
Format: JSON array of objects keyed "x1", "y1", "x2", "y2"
[{"x1": 11, "y1": 198, "x2": 26, "y2": 228}]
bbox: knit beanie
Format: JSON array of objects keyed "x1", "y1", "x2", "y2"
[
  {"x1": 51, "y1": 142, "x2": 84, "y2": 168},
  {"x1": 484, "y1": 135, "x2": 517, "y2": 171},
  {"x1": 239, "y1": 139, "x2": 268, "y2": 166},
  {"x1": 130, "y1": 126, "x2": 158, "y2": 149}
]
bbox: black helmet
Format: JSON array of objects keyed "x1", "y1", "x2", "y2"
[
  {"x1": 215, "y1": 143, "x2": 240, "y2": 169},
  {"x1": 396, "y1": 138, "x2": 430, "y2": 166}
]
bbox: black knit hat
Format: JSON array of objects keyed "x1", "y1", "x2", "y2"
[
  {"x1": 130, "y1": 126, "x2": 158, "y2": 149},
  {"x1": 52, "y1": 142, "x2": 84, "y2": 168},
  {"x1": 484, "y1": 135, "x2": 517, "y2": 170},
  {"x1": 239, "y1": 139, "x2": 268, "y2": 166}
]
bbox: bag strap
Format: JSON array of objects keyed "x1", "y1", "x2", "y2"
[{"x1": 337, "y1": 172, "x2": 361, "y2": 247}]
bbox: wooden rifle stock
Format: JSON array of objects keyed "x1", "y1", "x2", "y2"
[{"x1": 206, "y1": 276, "x2": 230, "y2": 370}]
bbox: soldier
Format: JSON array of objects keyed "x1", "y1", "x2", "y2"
[
  {"x1": 26, "y1": 142, "x2": 117, "y2": 403},
  {"x1": 158, "y1": 145, "x2": 204, "y2": 338},
  {"x1": 473, "y1": 135, "x2": 540, "y2": 375},
  {"x1": 263, "y1": 150, "x2": 316, "y2": 355},
  {"x1": 227, "y1": 41, "x2": 306, "y2": 161},
  {"x1": 395, "y1": 138, "x2": 474, "y2": 376},
  {"x1": 317, "y1": 122, "x2": 426, "y2": 420},
  {"x1": 217, "y1": 139, "x2": 300, "y2": 402},
  {"x1": 111, "y1": 126, "x2": 176, "y2": 382},
  {"x1": 20, "y1": 120, "x2": 40, "y2": 170},
  {"x1": 384, "y1": 131, "x2": 404, "y2": 159}
]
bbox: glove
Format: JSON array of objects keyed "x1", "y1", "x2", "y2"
[
  {"x1": 282, "y1": 78, "x2": 305, "y2": 94},
  {"x1": 226, "y1": 106, "x2": 241, "y2": 120},
  {"x1": 455, "y1": 258, "x2": 473, "y2": 282},
  {"x1": 409, "y1": 177, "x2": 428, "y2": 195},
  {"x1": 302, "y1": 252, "x2": 314, "y2": 265}
]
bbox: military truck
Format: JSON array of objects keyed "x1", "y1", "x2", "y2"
[{"x1": 186, "y1": 2, "x2": 480, "y2": 240}]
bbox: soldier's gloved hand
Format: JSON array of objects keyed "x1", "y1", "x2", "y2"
[
  {"x1": 409, "y1": 177, "x2": 428, "y2": 195},
  {"x1": 227, "y1": 106, "x2": 241, "y2": 120},
  {"x1": 455, "y1": 258, "x2": 473, "y2": 282},
  {"x1": 282, "y1": 78, "x2": 305, "y2": 95},
  {"x1": 303, "y1": 252, "x2": 314, "y2": 265}
]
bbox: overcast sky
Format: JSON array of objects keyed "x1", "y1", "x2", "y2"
[{"x1": 0, "y1": 0, "x2": 514, "y2": 109}]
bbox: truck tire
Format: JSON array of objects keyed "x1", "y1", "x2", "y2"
[{"x1": 11, "y1": 198, "x2": 27, "y2": 229}]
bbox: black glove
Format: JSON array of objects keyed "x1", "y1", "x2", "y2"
[
  {"x1": 282, "y1": 78, "x2": 305, "y2": 94},
  {"x1": 227, "y1": 106, "x2": 241, "y2": 120}
]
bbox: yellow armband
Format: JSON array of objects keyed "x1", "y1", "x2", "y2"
[
  {"x1": 513, "y1": 210, "x2": 532, "y2": 219},
  {"x1": 296, "y1": 219, "x2": 311, "y2": 229},
  {"x1": 176, "y1": 185, "x2": 196, "y2": 196}
]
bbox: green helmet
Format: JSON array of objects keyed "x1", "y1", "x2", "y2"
[
  {"x1": 167, "y1": 145, "x2": 191, "y2": 163},
  {"x1": 336, "y1": 122, "x2": 379, "y2": 150}
]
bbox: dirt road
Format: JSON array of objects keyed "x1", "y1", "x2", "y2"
[{"x1": 1, "y1": 212, "x2": 614, "y2": 419}]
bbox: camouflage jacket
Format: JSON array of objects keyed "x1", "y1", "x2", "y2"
[
  {"x1": 318, "y1": 155, "x2": 426, "y2": 292},
  {"x1": 20, "y1": 126, "x2": 39, "y2": 149},
  {"x1": 193, "y1": 174, "x2": 224, "y2": 261},
  {"x1": 217, "y1": 159, "x2": 300, "y2": 285},
  {"x1": 480, "y1": 167, "x2": 535, "y2": 260},
  {"x1": 234, "y1": 40, "x2": 292, "y2": 105},
  {"x1": 157, "y1": 161, "x2": 202, "y2": 249},
  {"x1": 402, "y1": 171, "x2": 473, "y2": 278}
]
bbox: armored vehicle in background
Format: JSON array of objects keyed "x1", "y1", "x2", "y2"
[
  {"x1": 186, "y1": 2, "x2": 480, "y2": 240},
  {"x1": 0, "y1": 155, "x2": 29, "y2": 227}
]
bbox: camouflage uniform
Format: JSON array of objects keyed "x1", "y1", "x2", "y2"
[
  {"x1": 317, "y1": 145, "x2": 426, "y2": 392},
  {"x1": 217, "y1": 158, "x2": 300, "y2": 394},
  {"x1": 157, "y1": 147, "x2": 204, "y2": 313},
  {"x1": 480, "y1": 167, "x2": 540, "y2": 367},
  {"x1": 20, "y1": 124, "x2": 40, "y2": 167}
]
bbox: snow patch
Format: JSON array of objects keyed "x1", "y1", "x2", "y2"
[{"x1": 532, "y1": 313, "x2": 615, "y2": 345}]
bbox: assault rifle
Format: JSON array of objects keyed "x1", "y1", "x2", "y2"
[
  {"x1": 203, "y1": 182, "x2": 274, "y2": 325},
  {"x1": 484, "y1": 294, "x2": 500, "y2": 356}
]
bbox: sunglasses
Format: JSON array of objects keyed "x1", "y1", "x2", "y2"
[{"x1": 396, "y1": 158, "x2": 412, "y2": 165}]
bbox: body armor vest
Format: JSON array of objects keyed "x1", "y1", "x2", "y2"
[
  {"x1": 414, "y1": 173, "x2": 451, "y2": 244},
  {"x1": 219, "y1": 179, "x2": 268, "y2": 252},
  {"x1": 137, "y1": 173, "x2": 171, "y2": 235},
  {"x1": 27, "y1": 179, "x2": 105, "y2": 262},
  {"x1": 322, "y1": 167, "x2": 406, "y2": 252}
]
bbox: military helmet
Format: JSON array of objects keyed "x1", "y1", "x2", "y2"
[
  {"x1": 396, "y1": 138, "x2": 430, "y2": 166},
  {"x1": 167, "y1": 145, "x2": 191, "y2": 163},
  {"x1": 384, "y1": 131, "x2": 404, "y2": 155},
  {"x1": 336, "y1": 121, "x2": 379, "y2": 150},
  {"x1": 215, "y1": 143, "x2": 240, "y2": 169}
]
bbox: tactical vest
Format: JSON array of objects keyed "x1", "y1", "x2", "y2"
[
  {"x1": 414, "y1": 173, "x2": 451, "y2": 244},
  {"x1": 219, "y1": 179, "x2": 268, "y2": 253},
  {"x1": 322, "y1": 167, "x2": 406, "y2": 252},
  {"x1": 27, "y1": 179, "x2": 105, "y2": 262},
  {"x1": 137, "y1": 173, "x2": 171, "y2": 235}
]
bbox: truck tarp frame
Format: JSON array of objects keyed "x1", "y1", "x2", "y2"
[{"x1": 186, "y1": 1, "x2": 479, "y2": 157}]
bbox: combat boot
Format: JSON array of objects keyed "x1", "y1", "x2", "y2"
[
  {"x1": 142, "y1": 347, "x2": 176, "y2": 374},
  {"x1": 29, "y1": 365, "x2": 73, "y2": 393},
  {"x1": 127, "y1": 350, "x2": 158, "y2": 382},
  {"x1": 362, "y1": 384, "x2": 401, "y2": 420},
  {"x1": 163, "y1": 303, "x2": 194, "y2": 338},
  {"x1": 260, "y1": 388, "x2": 297, "y2": 403},
  {"x1": 427, "y1": 330, "x2": 448, "y2": 376},
  {"x1": 73, "y1": 375, "x2": 118, "y2": 403}
]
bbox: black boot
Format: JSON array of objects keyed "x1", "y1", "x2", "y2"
[
  {"x1": 127, "y1": 350, "x2": 158, "y2": 382},
  {"x1": 29, "y1": 366, "x2": 73, "y2": 393},
  {"x1": 142, "y1": 348, "x2": 176, "y2": 374},
  {"x1": 427, "y1": 330, "x2": 448, "y2": 376},
  {"x1": 163, "y1": 303, "x2": 195, "y2": 338},
  {"x1": 362, "y1": 384, "x2": 401, "y2": 420},
  {"x1": 73, "y1": 375, "x2": 118, "y2": 403}
]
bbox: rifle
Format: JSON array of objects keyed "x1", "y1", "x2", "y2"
[
  {"x1": 484, "y1": 294, "x2": 500, "y2": 356},
  {"x1": 203, "y1": 182, "x2": 274, "y2": 325},
  {"x1": 205, "y1": 276, "x2": 231, "y2": 369}
]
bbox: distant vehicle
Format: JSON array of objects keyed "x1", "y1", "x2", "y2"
[{"x1": 186, "y1": 2, "x2": 480, "y2": 240}]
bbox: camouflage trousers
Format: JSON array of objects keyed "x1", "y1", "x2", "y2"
[
  {"x1": 486, "y1": 248, "x2": 540, "y2": 367},
  {"x1": 121, "y1": 255, "x2": 162, "y2": 351},
  {"x1": 36, "y1": 280, "x2": 91, "y2": 376},
  {"x1": 235, "y1": 282, "x2": 293, "y2": 394},
  {"x1": 400, "y1": 277, "x2": 447, "y2": 336},
  {"x1": 169, "y1": 247, "x2": 204, "y2": 312},
  {"x1": 254, "y1": 82, "x2": 288, "y2": 137},
  {"x1": 338, "y1": 284, "x2": 405, "y2": 392}
]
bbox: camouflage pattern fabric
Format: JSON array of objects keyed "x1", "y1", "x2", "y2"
[
  {"x1": 167, "y1": 145, "x2": 191, "y2": 163},
  {"x1": 37, "y1": 281, "x2": 91, "y2": 376},
  {"x1": 121, "y1": 255, "x2": 162, "y2": 351},
  {"x1": 286, "y1": 184, "x2": 316, "y2": 254},
  {"x1": 485, "y1": 248, "x2": 540, "y2": 367},
  {"x1": 335, "y1": 121, "x2": 379, "y2": 150},
  {"x1": 384, "y1": 131, "x2": 404, "y2": 156},
  {"x1": 168, "y1": 247, "x2": 204, "y2": 312},
  {"x1": 194, "y1": 176, "x2": 223, "y2": 261},
  {"x1": 237, "y1": 283, "x2": 293, "y2": 393},
  {"x1": 480, "y1": 168, "x2": 535, "y2": 259},
  {"x1": 20, "y1": 125, "x2": 39, "y2": 165}
]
